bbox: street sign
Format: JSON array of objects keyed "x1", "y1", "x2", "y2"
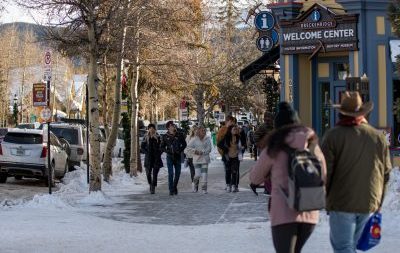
[
  {"x1": 40, "y1": 108, "x2": 52, "y2": 121},
  {"x1": 254, "y1": 11, "x2": 275, "y2": 31},
  {"x1": 33, "y1": 83, "x2": 47, "y2": 107},
  {"x1": 256, "y1": 35, "x2": 273, "y2": 52},
  {"x1": 43, "y1": 50, "x2": 52, "y2": 81},
  {"x1": 271, "y1": 29, "x2": 279, "y2": 44},
  {"x1": 179, "y1": 108, "x2": 188, "y2": 121}
]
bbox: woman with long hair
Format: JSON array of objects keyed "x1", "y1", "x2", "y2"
[
  {"x1": 250, "y1": 102, "x2": 326, "y2": 253},
  {"x1": 218, "y1": 124, "x2": 244, "y2": 193},
  {"x1": 185, "y1": 125, "x2": 198, "y2": 191}
]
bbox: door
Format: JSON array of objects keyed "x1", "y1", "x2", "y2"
[{"x1": 316, "y1": 59, "x2": 349, "y2": 136}]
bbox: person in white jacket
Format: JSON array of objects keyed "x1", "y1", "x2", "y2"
[{"x1": 184, "y1": 126, "x2": 212, "y2": 193}]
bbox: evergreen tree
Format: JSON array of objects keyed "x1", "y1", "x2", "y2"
[{"x1": 12, "y1": 103, "x2": 18, "y2": 126}]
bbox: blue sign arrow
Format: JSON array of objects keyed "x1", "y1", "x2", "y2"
[
  {"x1": 254, "y1": 11, "x2": 275, "y2": 31},
  {"x1": 256, "y1": 36, "x2": 273, "y2": 52}
]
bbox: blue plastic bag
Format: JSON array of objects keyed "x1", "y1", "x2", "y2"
[{"x1": 356, "y1": 212, "x2": 382, "y2": 251}]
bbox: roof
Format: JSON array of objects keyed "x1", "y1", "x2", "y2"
[{"x1": 240, "y1": 46, "x2": 280, "y2": 83}]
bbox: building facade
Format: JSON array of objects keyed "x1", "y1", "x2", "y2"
[{"x1": 243, "y1": 0, "x2": 399, "y2": 144}]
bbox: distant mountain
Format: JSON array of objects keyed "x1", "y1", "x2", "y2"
[{"x1": 0, "y1": 22, "x2": 49, "y2": 41}]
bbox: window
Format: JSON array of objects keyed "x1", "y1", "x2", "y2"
[
  {"x1": 335, "y1": 63, "x2": 349, "y2": 81},
  {"x1": 4, "y1": 133, "x2": 43, "y2": 144},
  {"x1": 50, "y1": 127, "x2": 79, "y2": 145}
]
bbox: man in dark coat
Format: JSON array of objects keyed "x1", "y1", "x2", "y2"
[
  {"x1": 161, "y1": 121, "x2": 187, "y2": 195},
  {"x1": 140, "y1": 124, "x2": 163, "y2": 194},
  {"x1": 321, "y1": 91, "x2": 392, "y2": 253}
]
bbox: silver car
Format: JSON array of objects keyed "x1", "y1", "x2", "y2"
[{"x1": 0, "y1": 128, "x2": 69, "y2": 186}]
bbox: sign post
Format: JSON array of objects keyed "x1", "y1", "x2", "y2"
[{"x1": 43, "y1": 50, "x2": 52, "y2": 194}]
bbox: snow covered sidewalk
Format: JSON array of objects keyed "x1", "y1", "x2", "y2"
[{"x1": 0, "y1": 159, "x2": 400, "y2": 253}]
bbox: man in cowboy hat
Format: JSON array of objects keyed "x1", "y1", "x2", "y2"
[{"x1": 321, "y1": 91, "x2": 392, "y2": 253}]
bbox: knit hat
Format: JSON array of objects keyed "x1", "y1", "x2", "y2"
[
  {"x1": 274, "y1": 102, "x2": 300, "y2": 128},
  {"x1": 165, "y1": 121, "x2": 175, "y2": 129}
]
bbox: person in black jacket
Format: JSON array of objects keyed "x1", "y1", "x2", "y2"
[
  {"x1": 140, "y1": 124, "x2": 163, "y2": 194},
  {"x1": 161, "y1": 121, "x2": 187, "y2": 195}
]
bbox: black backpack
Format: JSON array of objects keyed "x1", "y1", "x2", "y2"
[{"x1": 280, "y1": 148, "x2": 325, "y2": 212}]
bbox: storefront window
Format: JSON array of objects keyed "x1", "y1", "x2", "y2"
[{"x1": 335, "y1": 63, "x2": 350, "y2": 80}]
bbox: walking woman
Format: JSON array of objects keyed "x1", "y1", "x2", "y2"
[
  {"x1": 217, "y1": 124, "x2": 244, "y2": 193},
  {"x1": 185, "y1": 125, "x2": 198, "y2": 191},
  {"x1": 140, "y1": 123, "x2": 163, "y2": 194},
  {"x1": 184, "y1": 126, "x2": 212, "y2": 193},
  {"x1": 249, "y1": 102, "x2": 326, "y2": 253}
]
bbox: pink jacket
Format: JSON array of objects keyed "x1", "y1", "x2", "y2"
[{"x1": 249, "y1": 127, "x2": 326, "y2": 227}]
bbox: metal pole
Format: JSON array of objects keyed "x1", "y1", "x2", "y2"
[
  {"x1": 86, "y1": 81, "x2": 89, "y2": 184},
  {"x1": 47, "y1": 80, "x2": 52, "y2": 194},
  {"x1": 47, "y1": 121, "x2": 51, "y2": 194}
]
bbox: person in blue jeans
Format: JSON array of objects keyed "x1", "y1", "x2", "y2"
[
  {"x1": 321, "y1": 92, "x2": 392, "y2": 253},
  {"x1": 161, "y1": 121, "x2": 187, "y2": 195}
]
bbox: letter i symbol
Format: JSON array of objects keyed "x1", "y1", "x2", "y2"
[{"x1": 262, "y1": 14, "x2": 268, "y2": 29}]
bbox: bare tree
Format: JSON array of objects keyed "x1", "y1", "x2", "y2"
[{"x1": 19, "y1": 0, "x2": 122, "y2": 191}]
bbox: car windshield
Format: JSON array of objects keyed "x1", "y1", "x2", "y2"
[
  {"x1": 49, "y1": 127, "x2": 79, "y2": 145},
  {"x1": 4, "y1": 133, "x2": 43, "y2": 144},
  {"x1": 16, "y1": 124, "x2": 35, "y2": 129}
]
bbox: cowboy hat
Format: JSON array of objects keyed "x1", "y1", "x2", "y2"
[{"x1": 333, "y1": 91, "x2": 373, "y2": 117}]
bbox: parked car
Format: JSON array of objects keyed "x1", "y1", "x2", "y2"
[
  {"x1": 99, "y1": 127, "x2": 125, "y2": 158},
  {"x1": 0, "y1": 128, "x2": 69, "y2": 186},
  {"x1": 44, "y1": 123, "x2": 87, "y2": 170}
]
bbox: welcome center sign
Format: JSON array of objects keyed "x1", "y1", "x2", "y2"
[{"x1": 280, "y1": 4, "x2": 358, "y2": 54}]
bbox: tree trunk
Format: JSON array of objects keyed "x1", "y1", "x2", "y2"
[
  {"x1": 87, "y1": 22, "x2": 102, "y2": 192},
  {"x1": 103, "y1": 15, "x2": 129, "y2": 181},
  {"x1": 102, "y1": 55, "x2": 110, "y2": 138},
  {"x1": 194, "y1": 87, "x2": 205, "y2": 125},
  {"x1": 130, "y1": 48, "x2": 141, "y2": 177}
]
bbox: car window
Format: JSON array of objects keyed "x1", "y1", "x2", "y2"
[
  {"x1": 50, "y1": 127, "x2": 79, "y2": 145},
  {"x1": 157, "y1": 124, "x2": 166, "y2": 130},
  {"x1": 4, "y1": 133, "x2": 43, "y2": 144},
  {"x1": 16, "y1": 124, "x2": 35, "y2": 129},
  {"x1": 50, "y1": 133, "x2": 62, "y2": 147}
]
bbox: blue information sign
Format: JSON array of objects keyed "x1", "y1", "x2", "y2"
[
  {"x1": 256, "y1": 36, "x2": 273, "y2": 52},
  {"x1": 271, "y1": 29, "x2": 279, "y2": 44},
  {"x1": 254, "y1": 11, "x2": 275, "y2": 31}
]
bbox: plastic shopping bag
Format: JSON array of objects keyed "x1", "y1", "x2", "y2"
[{"x1": 356, "y1": 212, "x2": 382, "y2": 251}]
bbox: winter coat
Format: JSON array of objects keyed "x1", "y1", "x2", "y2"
[
  {"x1": 321, "y1": 123, "x2": 392, "y2": 213},
  {"x1": 140, "y1": 133, "x2": 163, "y2": 169},
  {"x1": 216, "y1": 126, "x2": 228, "y2": 156},
  {"x1": 161, "y1": 131, "x2": 187, "y2": 161},
  {"x1": 184, "y1": 136, "x2": 212, "y2": 165},
  {"x1": 249, "y1": 126, "x2": 327, "y2": 227},
  {"x1": 185, "y1": 135, "x2": 196, "y2": 159},
  {"x1": 217, "y1": 134, "x2": 244, "y2": 161}
]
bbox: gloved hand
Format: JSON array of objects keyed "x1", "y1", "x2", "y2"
[{"x1": 249, "y1": 183, "x2": 258, "y2": 196}]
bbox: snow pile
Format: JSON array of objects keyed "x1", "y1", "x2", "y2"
[
  {"x1": 77, "y1": 191, "x2": 111, "y2": 205},
  {"x1": 383, "y1": 168, "x2": 400, "y2": 211},
  {"x1": 24, "y1": 193, "x2": 72, "y2": 209}
]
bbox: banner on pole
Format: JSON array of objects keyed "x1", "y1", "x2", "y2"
[{"x1": 32, "y1": 83, "x2": 47, "y2": 107}]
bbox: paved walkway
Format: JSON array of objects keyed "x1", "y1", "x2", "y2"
[{"x1": 81, "y1": 157, "x2": 270, "y2": 225}]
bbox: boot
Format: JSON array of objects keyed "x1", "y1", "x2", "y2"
[
  {"x1": 226, "y1": 185, "x2": 232, "y2": 193},
  {"x1": 150, "y1": 185, "x2": 155, "y2": 194},
  {"x1": 232, "y1": 185, "x2": 239, "y2": 193}
]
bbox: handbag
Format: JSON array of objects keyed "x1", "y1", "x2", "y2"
[{"x1": 356, "y1": 212, "x2": 382, "y2": 251}]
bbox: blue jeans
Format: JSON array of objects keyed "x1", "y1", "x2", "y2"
[
  {"x1": 166, "y1": 155, "x2": 181, "y2": 192},
  {"x1": 329, "y1": 211, "x2": 371, "y2": 253}
]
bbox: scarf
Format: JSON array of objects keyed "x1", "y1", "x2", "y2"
[{"x1": 336, "y1": 115, "x2": 367, "y2": 126}]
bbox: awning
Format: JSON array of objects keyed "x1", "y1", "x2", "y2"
[{"x1": 240, "y1": 46, "x2": 280, "y2": 83}]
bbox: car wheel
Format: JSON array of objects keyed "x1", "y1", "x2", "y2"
[
  {"x1": 45, "y1": 162, "x2": 55, "y2": 187},
  {"x1": 0, "y1": 173, "x2": 7, "y2": 183},
  {"x1": 62, "y1": 159, "x2": 68, "y2": 178},
  {"x1": 14, "y1": 175, "x2": 23, "y2": 180}
]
